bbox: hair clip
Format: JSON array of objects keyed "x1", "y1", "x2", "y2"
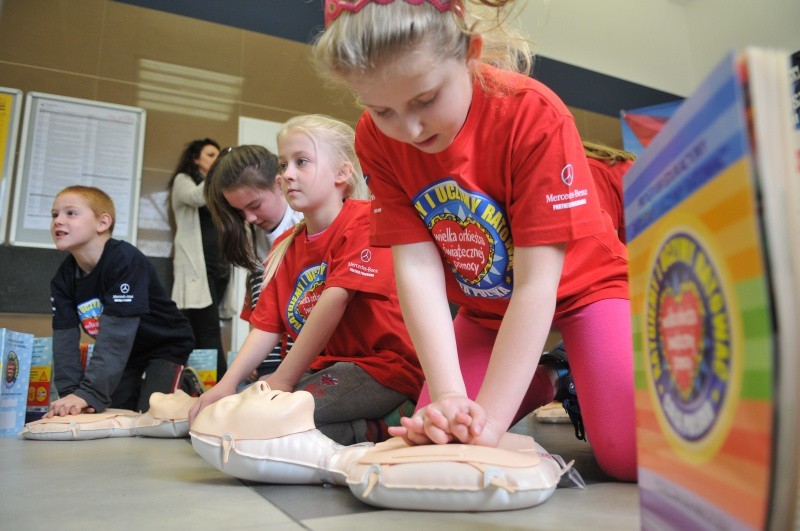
[{"x1": 324, "y1": 0, "x2": 460, "y2": 28}]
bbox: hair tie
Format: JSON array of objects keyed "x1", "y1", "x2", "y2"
[{"x1": 324, "y1": 0, "x2": 461, "y2": 28}]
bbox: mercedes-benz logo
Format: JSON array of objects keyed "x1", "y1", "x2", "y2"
[
  {"x1": 120, "y1": 283, "x2": 130, "y2": 294},
  {"x1": 360, "y1": 249, "x2": 372, "y2": 262},
  {"x1": 561, "y1": 163, "x2": 574, "y2": 186}
]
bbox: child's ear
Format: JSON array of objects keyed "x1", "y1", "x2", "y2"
[
  {"x1": 335, "y1": 161, "x2": 353, "y2": 185},
  {"x1": 466, "y1": 35, "x2": 483, "y2": 69},
  {"x1": 96, "y1": 213, "x2": 113, "y2": 233}
]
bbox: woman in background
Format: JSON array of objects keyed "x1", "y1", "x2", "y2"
[{"x1": 169, "y1": 138, "x2": 229, "y2": 380}]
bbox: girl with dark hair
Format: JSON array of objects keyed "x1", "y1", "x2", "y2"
[{"x1": 205, "y1": 144, "x2": 302, "y2": 378}]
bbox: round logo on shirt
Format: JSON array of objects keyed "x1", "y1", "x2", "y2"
[
  {"x1": 286, "y1": 263, "x2": 327, "y2": 334},
  {"x1": 412, "y1": 179, "x2": 512, "y2": 299},
  {"x1": 120, "y1": 283, "x2": 130, "y2": 294},
  {"x1": 360, "y1": 249, "x2": 372, "y2": 263}
]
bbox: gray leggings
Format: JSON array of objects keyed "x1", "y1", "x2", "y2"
[{"x1": 294, "y1": 362, "x2": 409, "y2": 445}]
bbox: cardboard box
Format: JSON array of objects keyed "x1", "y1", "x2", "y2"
[
  {"x1": 1, "y1": 328, "x2": 34, "y2": 437},
  {"x1": 187, "y1": 349, "x2": 217, "y2": 389},
  {"x1": 625, "y1": 48, "x2": 800, "y2": 529},
  {"x1": 26, "y1": 337, "x2": 53, "y2": 423}
]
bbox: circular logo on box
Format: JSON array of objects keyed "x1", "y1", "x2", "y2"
[
  {"x1": 645, "y1": 231, "x2": 736, "y2": 461},
  {"x1": 5, "y1": 351, "x2": 19, "y2": 386},
  {"x1": 36, "y1": 386, "x2": 48, "y2": 403}
]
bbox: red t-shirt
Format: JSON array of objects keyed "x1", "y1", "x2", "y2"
[
  {"x1": 249, "y1": 199, "x2": 423, "y2": 398},
  {"x1": 587, "y1": 157, "x2": 633, "y2": 244},
  {"x1": 357, "y1": 65, "x2": 629, "y2": 328}
]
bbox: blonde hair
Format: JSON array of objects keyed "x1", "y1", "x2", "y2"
[
  {"x1": 582, "y1": 141, "x2": 637, "y2": 165},
  {"x1": 56, "y1": 185, "x2": 116, "y2": 235},
  {"x1": 314, "y1": 0, "x2": 531, "y2": 84},
  {"x1": 263, "y1": 114, "x2": 369, "y2": 285}
]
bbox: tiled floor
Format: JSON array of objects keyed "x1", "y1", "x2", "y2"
[{"x1": 1, "y1": 415, "x2": 639, "y2": 530}]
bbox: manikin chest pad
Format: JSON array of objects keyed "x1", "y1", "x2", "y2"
[
  {"x1": 20, "y1": 390, "x2": 198, "y2": 440},
  {"x1": 189, "y1": 381, "x2": 582, "y2": 512},
  {"x1": 20, "y1": 409, "x2": 139, "y2": 440}
]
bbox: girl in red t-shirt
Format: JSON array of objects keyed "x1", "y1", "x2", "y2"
[
  {"x1": 315, "y1": 0, "x2": 636, "y2": 480},
  {"x1": 189, "y1": 115, "x2": 423, "y2": 445}
]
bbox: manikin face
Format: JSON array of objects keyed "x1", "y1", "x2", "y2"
[
  {"x1": 50, "y1": 193, "x2": 108, "y2": 253},
  {"x1": 223, "y1": 185, "x2": 287, "y2": 233},
  {"x1": 345, "y1": 37, "x2": 478, "y2": 154},
  {"x1": 192, "y1": 382, "x2": 316, "y2": 439},
  {"x1": 194, "y1": 144, "x2": 220, "y2": 176}
]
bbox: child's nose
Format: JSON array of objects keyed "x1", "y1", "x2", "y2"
[{"x1": 402, "y1": 115, "x2": 424, "y2": 142}]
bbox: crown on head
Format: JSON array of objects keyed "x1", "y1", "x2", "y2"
[{"x1": 324, "y1": 0, "x2": 460, "y2": 27}]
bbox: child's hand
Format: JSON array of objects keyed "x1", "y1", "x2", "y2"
[
  {"x1": 469, "y1": 415, "x2": 504, "y2": 447},
  {"x1": 188, "y1": 383, "x2": 233, "y2": 425},
  {"x1": 389, "y1": 397, "x2": 487, "y2": 445},
  {"x1": 428, "y1": 396, "x2": 487, "y2": 444},
  {"x1": 46, "y1": 394, "x2": 94, "y2": 418},
  {"x1": 388, "y1": 413, "x2": 438, "y2": 445},
  {"x1": 259, "y1": 373, "x2": 293, "y2": 392}
]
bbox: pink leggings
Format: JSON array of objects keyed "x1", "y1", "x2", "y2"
[{"x1": 416, "y1": 298, "x2": 637, "y2": 481}]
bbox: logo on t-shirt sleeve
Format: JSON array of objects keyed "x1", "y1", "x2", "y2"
[
  {"x1": 112, "y1": 282, "x2": 134, "y2": 303},
  {"x1": 348, "y1": 248, "x2": 380, "y2": 278},
  {"x1": 77, "y1": 298, "x2": 103, "y2": 337},
  {"x1": 413, "y1": 179, "x2": 513, "y2": 299},
  {"x1": 545, "y1": 163, "x2": 589, "y2": 210}
]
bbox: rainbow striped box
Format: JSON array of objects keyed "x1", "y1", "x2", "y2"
[{"x1": 625, "y1": 48, "x2": 800, "y2": 529}]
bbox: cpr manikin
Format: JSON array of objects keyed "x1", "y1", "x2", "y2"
[
  {"x1": 189, "y1": 382, "x2": 581, "y2": 511},
  {"x1": 23, "y1": 383, "x2": 580, "y2": 511}
]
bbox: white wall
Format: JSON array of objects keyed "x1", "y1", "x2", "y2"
[
  {"x1": 520, "y1": 0, "x2": 800, "y2": 97},
  {"x1": 682, "y1": 0, "x2": 800, "y2": 89}
]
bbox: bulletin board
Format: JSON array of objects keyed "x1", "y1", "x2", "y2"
[
  {"x1": 0, "y1": 87, "x2": 23, "y2": 244},
  {"x1": 9, "y1": 92, "x2": 146, "y2": 248}
]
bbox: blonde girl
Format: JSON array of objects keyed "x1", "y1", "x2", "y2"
[
  {"x1": 315, "y1": 0, "x2": 636, "y2": 480},
  {"x1": 189, "y1": 115, "x2": 423, "y2": 445}
]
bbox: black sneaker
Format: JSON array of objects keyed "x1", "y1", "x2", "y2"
[
  {"x1": 180, "y1": 366, "x2": 205, "y2": 397},
  {"x1": 540, "y1": 341, "x2": 585, "y2": 441}
]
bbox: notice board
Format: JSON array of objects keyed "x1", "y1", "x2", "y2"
[
  {"x1": 0, "y1": 87, "x2": 23, "y2": 243},
  {"x1": 9, "y1": 92, "x2": 145, "y2": 247}
]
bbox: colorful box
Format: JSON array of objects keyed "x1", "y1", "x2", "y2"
[
  {"x1": 80, "y1": 342, "x2": 94, "y2": 371},
  {"x1": 187, "y1": 349, "x2": 217, "y2": 389},
  {"x1": 625, "y1": 48, "x2": 800, "y2": 529},
  {"x1": 26, "y1": 337, "x2": 54, "y2": 423},
  {"x1": 1, "y1": 328, "x2": 34, "y2": 437}
]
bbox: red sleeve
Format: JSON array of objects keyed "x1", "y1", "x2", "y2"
[
  {"x1": 356, "y1": 114, "x2": 432, "y2": 247},
  {"x1": 324, "y1": 202, "x2": 398, "y2": 298},
  {"x1": 508, "y1": 111, "x2": 605, "y2": 246},
  {"x1": 239, "y1": 302, "x2": 252, "y2": 323}
]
